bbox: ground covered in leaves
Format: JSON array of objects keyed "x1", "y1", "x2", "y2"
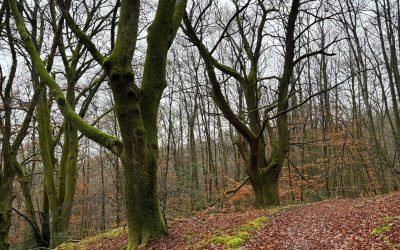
[{"x1": 56, "y1": 192, "x2": 400, "y2": 249}]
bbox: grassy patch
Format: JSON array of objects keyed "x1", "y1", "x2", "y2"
[
  {"x1": 54, "y1": 227, "x2": 126, "y2": 250},
  {"x1": 226, "y1": 237, "x2": 245, "y2": 248},
  {"x1": 183, "y1": 231, "x2": 197, "y2": 241},
  {"x1": 371, "y1": 215, "x2": 399, "y2": 236},
  {"x1": 207, "y1": 233, "x2": 247, "y2": 250},
  {"x1": 200, "y1": 205, "x2": 294, "y2": 249},
  {"x1": 242, "y1": 216, "x2": 269, "y2": 230},
  {"x1": 205, "y1": 216, "x2": 268, "y2": 249},
  {"x1": 268, "y1": 205, "x2": 294, "y2": 215},
  {"x1": 383, "y1": 215, "x2": 400, "y2": 223},
  {"x1": 371, "y1": 223, "x2": 393, "y2": 236},
  {"x1": 371, "y1": 215, "x2": 400, "y2": 250}
]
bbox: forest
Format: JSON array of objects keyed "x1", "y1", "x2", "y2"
[{"x1": 1, "y1": 0, "x2": 400, "y2": 249}]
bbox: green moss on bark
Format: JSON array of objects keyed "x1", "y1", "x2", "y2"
[{"x1": 0, "y1": 204, "x2": 11, "y2": 249}]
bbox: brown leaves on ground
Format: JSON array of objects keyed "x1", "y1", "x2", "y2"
[
  {"x1": 63, "y1": 192, "x2": 400, "y2": 249},
  {"x1": 151, "y1": 192, "x2": 400, "y2": 249},
  {"x1": 245, "y1": 192, "x2": 400, "y2": 250},
  {"x1": 147, "y1": 208, "x2": 269, "y2": 250}
]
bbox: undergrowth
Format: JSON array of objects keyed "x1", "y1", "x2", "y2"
[
  {"x1": 371, "y1": 215, "x2": 400, "y2": 250},
  {"x1": 205, "y1": 216, "x2": 269, "y2": 249},
  {"x1": 54, "y1": 227, "x2": 126, "y2": 250}
]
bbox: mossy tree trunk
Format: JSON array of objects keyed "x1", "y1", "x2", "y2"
[
  {"x1": 10, "y1": 0, "x2": 187, "y2": 248},
  {"x1": 21, "y1": 0, "x2": 110, "y2": 245},
  {"x1": 0, "y1": 5, "x2": 40, "y2": 248},
  {"x1": 13, "y1": 4, "x2": 76, "y2": 245},
  {"x1": 247, "y1": 141, "x2": 281, "y2": 207},
  {"x1": 251, "y1": 172, "x2": 280, "y2": 207},
  {"x1": 33, "y1": 42, "x2": 81, "y2": 248},
  {"x1": 36, "y1": 86, "x2": 66, "y2": 246},
  {"x1": 0, "y1": 19, "x2": 15, "y2": 249},
  {"x1": 15, "y1": 164, "x2": 49, "y2": 247},
  {"x1": 103, "y1": 0, "x2": 187, "y2": 246},
  {"x1": 0, "y1": 150, "x2": 15, "y2": 250}
]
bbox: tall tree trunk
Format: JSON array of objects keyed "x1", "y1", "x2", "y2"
[
  {"x1": 100, "y1": 153, "x2": 106, "y2": 231},
  {"x1": 15, "y1": 164, "x2": 48, "y2": 247}
]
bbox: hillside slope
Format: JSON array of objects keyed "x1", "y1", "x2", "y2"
[{"x1": 56, "y1": 192, "x2": 400, "y2": 249}]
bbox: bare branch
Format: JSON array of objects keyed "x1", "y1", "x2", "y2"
[{"x1": 293, "y1": 38, "x2": 340, "y2": 65}]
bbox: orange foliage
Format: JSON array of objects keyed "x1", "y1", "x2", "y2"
[{"x1": 224, "y1": 177, "x2": 254, "y2": 207}]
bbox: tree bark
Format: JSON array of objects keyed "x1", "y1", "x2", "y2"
[{"x1": 11, "y1": 0, "x2": 187, "y2": 247}]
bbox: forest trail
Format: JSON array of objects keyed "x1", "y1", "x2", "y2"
[
  {"x1": 148, "y1": 192, "x2": 400, "y2": 249},
  {"x1": 56, "y1": 192, "x2": 400, "y2": 250},
  {"x1": 244, "y1": 192, "x2": 400, "y2": 249}
]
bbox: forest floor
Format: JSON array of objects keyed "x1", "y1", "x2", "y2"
[{"x1": 56, "y1": 192, "x2": 400, "y2": 250}]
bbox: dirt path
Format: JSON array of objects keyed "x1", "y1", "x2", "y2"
[{"x1": 245, "y1": 193, "x2": 400, "y2": 249}]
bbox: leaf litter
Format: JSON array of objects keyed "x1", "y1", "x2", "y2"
[{"x1": 58, "y1": 192, "x2": 400, "y2": 249}]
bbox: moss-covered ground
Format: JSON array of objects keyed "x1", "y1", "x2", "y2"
[{"x1": 54, "y1": 227, "x2": 127, "y2": 250}]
